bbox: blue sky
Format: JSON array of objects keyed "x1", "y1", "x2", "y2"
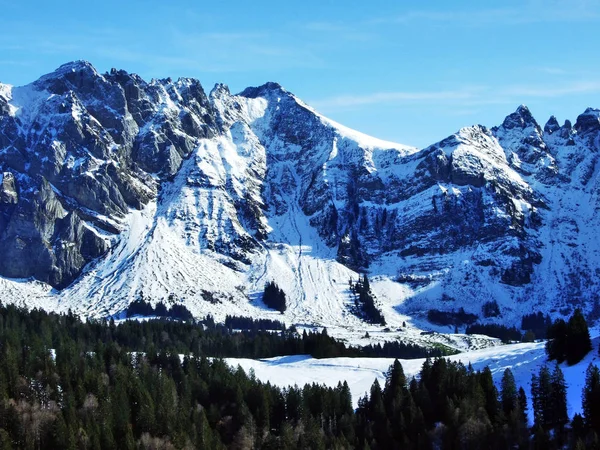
[{"x1": 1, "y1": 0, "x2": 599, "y2": 147}]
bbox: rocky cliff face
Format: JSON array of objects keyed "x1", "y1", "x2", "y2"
[
  {"x1": 1, "y1": 61, "x2": 599, "y2": 327},
  {"x1": 0, "y1": 61, "x2": 218, "y2": 287}
]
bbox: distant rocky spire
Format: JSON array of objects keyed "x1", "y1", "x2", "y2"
[{"x1": 544, "y1": 116, "x2": 560, "y2": 135}]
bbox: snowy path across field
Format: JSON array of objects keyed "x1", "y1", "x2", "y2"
[{"x1": 228, "y1": 338, "x2": 600, "y2": 421}]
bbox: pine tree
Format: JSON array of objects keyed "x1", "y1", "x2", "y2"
[
  {"x1": 546, "y1": 309, "x2": 592, "y2": 365},
  {"x1": 549, "y1": 363, "x2": 568, "y2": 440},
  {"x1": 351, "y1": 274, "x2": 386, "y2": 325},
  {"x1": 546, "y1": 318, "x2": 568, "y2": 362},
  {"x1": 500, "y1": 368, "x2": 518, "y2": 417},
  {"x1": 531, "y1": 423, "x2": 551, "y2": 450},
  {"x1": 518, "y1": 386, "x2": 528, "y2": 426},
  {"x1": 194, "y1": 408, "x2": 214, "y2": 449},
  {"x1": 583, "y1": 364, "x2": 600, "y2": 433},
  {"x1": 363, "y1": 273, "x2": 370, "y2": 292},
  {"x1": 383, "y1": 359, "x2": 407, "y2": 443},
  {"x1": 566, "y1": 308, "x2": 592, "y2": 365},
  {"x1": 384, "y1": 360, "x2": 406, "y2": 410},
  {"x1": 479, "y1": 366, "x2": 499, "y2": 422},
  {"x1": 263, "y1": 281, "x2": 287, "y2": 313},
  {"x1": 531, "y1": 365, "x2": 552, "y2": 429},
  {"x1": 340, "y1": 381, "x2": 353, "y2": 417},
  {"x1": 571, "y1": 413, "x2": 586, "y2": 446},
  {"x1": 368, "y1": 379, "x2": 385, "y2": 421}
]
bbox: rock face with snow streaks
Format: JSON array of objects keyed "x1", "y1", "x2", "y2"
[{"x1": 0, "y1": 61, "x2": 218, "y2": 287}]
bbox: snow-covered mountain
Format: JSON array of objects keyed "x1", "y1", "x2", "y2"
[{"x1": 1, "y1": 61, "x2": 599, "y2": 334}]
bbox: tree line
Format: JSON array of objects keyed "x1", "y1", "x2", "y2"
[
  {"x1": 0, "y1": 303, "x2": 447, "y2": 363},
  {"x1": 464, "y1": 309, "x2": 592, "y2": 353},
  {"x1": 125, "y1": 299, "x2": 194, "y2": 321}
]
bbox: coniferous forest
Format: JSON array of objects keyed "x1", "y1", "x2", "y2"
[
  {"x1": 262, "y1": 282, "x2": 287, "y2": 314},
  {"x1": 0, "y1": 304, "x2": 599, "y2": 449},
  {"x1": 349, "y1": 275, "x2": 386, "y2": 326}
]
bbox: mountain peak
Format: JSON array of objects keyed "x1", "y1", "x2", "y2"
[
  {"x1": 210, "y1": 82, "x2": 231, "y2": 97},
  {"x1": 544, "y1": 115, "x2": 560, "y2": 135},
  {"x1": 35, "y1": 60, "x2": 104, "y2": 94},
  {"x1": 59, "y1": 59, "x2": 95, "y2": 70},
  {"x1": 47, "y1": 60, "x2": 99, "y2": 79},
  {"x1": 238, "y1": 81, "x2": 287, "y2": 99},
  {"x1": 500, "y1": 104, "x2": 539, "y2": 131},
  {"x1": 575, "y1": 107, "x2": 600, "y2": 135}
]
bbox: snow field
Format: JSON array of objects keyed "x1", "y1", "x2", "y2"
[{"x1": 228, "y1": 338, "x2": 600, "y2": 424}]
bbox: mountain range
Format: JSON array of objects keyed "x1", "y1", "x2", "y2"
[{"x1": 1, "y1": 61, "x2": 599, "y2": 335}]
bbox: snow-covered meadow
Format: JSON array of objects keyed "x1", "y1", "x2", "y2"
[{"x1": 228, "y1": 337, "x2": 600, "y2": 422}]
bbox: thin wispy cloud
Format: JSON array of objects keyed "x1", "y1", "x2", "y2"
[
  {"x1": 311, "y1": 88, "x2": 480, "y2": 109},
  {"x1": 0, "y1": 60, "x2": 34, "y2": 69},
  {"x1": 1, "y1": 22, "x2": 327, "y2": 79},
  {"x1": 368, "y1": 9, "x2": 511, "y2": 26},
  {"x1": 369, "y1": 4, "x2": 600, "y2": 27},
  {"x1": 311, "y1": 80, "x2": 600, "y2": 112},
  {"x1": 301, "y1": 21, "x2": 374, "y2": 42},
  {"x1": 173, "y1": 34, "x2": 323, "y2": 73},
  {"x1": 534, "y1": 67, "x2": 569, "y2": 76},
  {"x1": 304, "y1": 22, "x2": 349, "y2": 32},
  {"x1": 504, "y1": 81, "x2": 600, "y2": 98}
]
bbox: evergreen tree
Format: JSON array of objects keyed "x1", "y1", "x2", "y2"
[
  {"x1": 262, "y1": 281, "x2": 287, "y2": 313},
  {"x1": 532, "y1": 423, "x2": 551, "y2": 450},
  {"x1": 384, "y1": 359, "x2": 406, "y2": 410},
  {"x1": 500, "y1": 368, "x2": 518, "y2": 417},
  {"x1": 0, "y1": 302, "x2": 596, "y2": 449},
  {"x1": 566, "y1": 308, "x2": 592, "y2": 365},
  {"x1": 480, "y1": 366, "x2": 499, "y2": 422},
  {"x1": 531, "y1": 365, "x2": 552, "y2": 429},
  {"x1": 362, "y1": 273, "x2": 370, "y2": 292},
  {"x1": 521, "y1": 311, "x2": 552, "y2": 339},
  {"x1": 546, "y1": 318, "x2": 568, "y2": 362},
  {"x1": 549, "y1": 363, "x2": 569, "y2": 441},
  {"x1": 518, "y1": 386, "x2": 528, "y2": 426},
  {"x1": 583, "y1": 364, "x2": 600, "y2": 433},
  {"x1": 351, "y1": 274, "x2": 386, "y2": 325},
  {"x1": 546, "y1": 309, "x2": 592, "y2": 365},
  {"x1": 571, "y1": 413, "x2": 586, "y2": 448}
]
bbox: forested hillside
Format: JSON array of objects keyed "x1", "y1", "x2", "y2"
[{"x1": 1, "y1": 305, "x2": 599, "y2": 449}]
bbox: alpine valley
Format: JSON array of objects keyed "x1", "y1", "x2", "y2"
[{"x1": 1, "y1": 61, "x2": 600, "y2": 344}]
